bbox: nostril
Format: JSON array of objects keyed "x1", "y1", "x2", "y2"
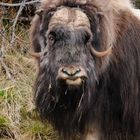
[
  {"x1": 76, "y1": 68, "x2": 81, "y2": 73},
  {"x1": 62, "y1": 68, "x2": 71, "y2": 76},
  {"x1": 61, "y1": 68, "x2": 81, "y2": 76},
  {"x1": 73, "y1": 68, "x2": 81, "y2": 76},
  {"x1": 62, "y1": 68, "x2": 68, "y2": 74}
]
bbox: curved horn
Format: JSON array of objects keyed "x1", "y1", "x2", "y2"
[
  {"x1": 90, "y1": 45, "x2": 112, "y2": 57},
  {"x1": 30, "y1": 52, "x2": 43, "y2": 59}
]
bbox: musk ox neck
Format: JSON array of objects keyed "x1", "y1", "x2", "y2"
[{"x1": 99, "y1": 10, "x2": 140, "y2": 139}]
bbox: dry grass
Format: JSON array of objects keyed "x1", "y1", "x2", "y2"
[{"x1": 0, "y1": 21, "x2": 60, "y2": 140}]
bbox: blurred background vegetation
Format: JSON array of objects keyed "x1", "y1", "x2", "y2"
[
  {"x1": 136, "y1": 0, "x2": 140, "y2": 7},
  {"x1": 0, "y1": 0, "x2": 140, "y2": 140},
  {"x1": 0, "y1": 0, "x2": 60, "y2": 140}
]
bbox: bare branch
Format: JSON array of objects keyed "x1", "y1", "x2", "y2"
[
  {"x1": 0, "y1": 30, "x2": 10, "y2": 44},
  {"x1": 10, "y1": 0, "x2": 27, "y2": 46},
  {"x1": 1, "y1": 27, "x2": 6, "y2": 56},
  {"x1": 0, "y1": 19, "x2": 7, "y2": 57},
  {"x1": 0, "y1": 58, "x2": 13, "y2": 80},
  {"x1": 0, "y1": 0, "x2": 40, "y2": 7},
  {"x1": 0, "y1": 22, "x2": 13, "y2": 80}
]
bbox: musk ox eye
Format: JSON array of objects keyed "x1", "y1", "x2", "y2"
[
  {"x1": 84, "y1": 32, "x2": 91, "y2": 44},
  {"x1": 48, "y1": 33, "x2": 55, "y2": 45}
]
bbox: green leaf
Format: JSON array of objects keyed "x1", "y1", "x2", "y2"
[
  {"x1": 0, "y1": 116, "x2": 8, "y2": 126},
  {"x1": 0, "y1": 90, "x2": 5, "y2": 97}
]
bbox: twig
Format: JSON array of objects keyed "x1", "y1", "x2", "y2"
[
  {"x1": 0, "y1": 0, "x2": 40, "y2": 7},
  {"x1": 0, "y1": 19, "x2": 8, "y2": 58},
  {"x1": 1, "y1": 26, "x2": 6, "y2": 57},
  {"x1": 0, "y1": 58, "x2": 13, "y2": 80},
  {"x1": 1, "y1": 17, "x2": 32, "y2": 23},
  {"x1": 0, "y1": 86, "x2": 15, "y2": 91},
  {"x1": 0, "y1": 21, "x2": 13, "y2": 80},
  {"x1": 10, "y1": 0, "x2": 27, "y2": 46},
  {"x1": 0, "y1": 30, "x2": 10, "y2": 45},
  {"x1": 15, "y1": 35, "x2": 30, "y2": 44}
]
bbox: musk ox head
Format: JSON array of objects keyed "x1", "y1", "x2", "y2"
[{"x1": 30, "y1": 0, "x2": 117, "y2": 137}]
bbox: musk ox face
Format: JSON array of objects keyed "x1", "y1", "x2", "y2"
[
  {"x1": 42, "y1": 8, "x2": 93, "y2": 87},
  {"x1": 36, "y1": 6, "x2": 111, "y2": 87},
  {"x1": 47, "y1": 8, "x2": 93, "y2": 86},
  {"x1": 35, "y1": 7, "x2": 98, "y2": 113}
]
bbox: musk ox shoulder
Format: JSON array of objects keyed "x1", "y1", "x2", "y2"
[{"x1": 30, "y1": 0, "x2": 140, "y2": 140}]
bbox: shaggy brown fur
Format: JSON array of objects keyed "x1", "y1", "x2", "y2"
[{"x1": 30, "y1": 0, "x2": 140, "y2": 140}]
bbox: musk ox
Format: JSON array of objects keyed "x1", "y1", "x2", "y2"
[{"x1": 30, "y1": 0, "x2": 140, "y2": 140}]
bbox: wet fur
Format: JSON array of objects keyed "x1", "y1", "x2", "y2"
[{"x1": 30, "y1": 0, "x2": 140, "y2": 140}]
